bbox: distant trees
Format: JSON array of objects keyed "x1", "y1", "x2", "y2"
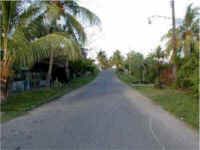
[
  {"x1": 97, "y1": 51, "x2": 109, "y2": 70},
  {"x1": 125, "y1": 51, "x2": 144, "y2": 82},
  {"x1": 116, "y1": 3, "x2": 199, "y2": 95},
  {"x1": 110, "y1": 50, "x2": 124, "y2": 71}
]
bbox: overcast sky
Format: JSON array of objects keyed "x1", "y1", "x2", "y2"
[{"x1": 79, "y1": 0, "x2": 200, "y2": 58}]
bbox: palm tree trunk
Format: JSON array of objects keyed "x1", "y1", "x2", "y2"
[
  {"x1": 46, "y1": 49, "x2": 54, "y2": 87},
  {"x1": 0, "y1": 33, "x2": 11, "y2": 101},
  {"x1": 0, "y1": 78, "x2": 9, "y2": 102},
  {"x1": 3, "y1": 34, "x2": 8, "y2": 60}
]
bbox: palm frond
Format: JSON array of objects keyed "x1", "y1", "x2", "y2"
[
  {"x1": 31, "y1": 33, "x2": 81, "y2": 64},
  {"x1": 64, "y1": 0, "x2": 101, "y2": 26},
  {"x1": 9, "y1": 27, "x2": 34, "y2": 68},
  {"x1": 65, "y1": 13, "x2": 86, "y2": 45}
]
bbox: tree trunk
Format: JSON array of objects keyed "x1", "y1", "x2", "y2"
[
  {"x1": 3, "y1": 32, "x2": 8, "y2": 60},
  {"x1": 172, "y1": 64, "x2": 177, "y2": 82},
  {"x1": 0, "y1": 78, "x2": 9, "y2": 102},
  {"x1": 0, "y1": 34, "x2": 12, "y2": 101},
  {"x1": 46, "y1": 49, "x2": 54, "y2": 87},
  {"x1": 65, "y1": 60, "x2": 70, "y2": 81}
]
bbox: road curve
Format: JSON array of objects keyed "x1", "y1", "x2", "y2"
[{"x1": 1, "y1": 70, "x2": 198, "y2": 150}]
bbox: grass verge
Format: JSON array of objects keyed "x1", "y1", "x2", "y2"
[
  {"x1": 117, "y1": 71, "x2": 199, "y2": 129},
  {"x1": 1, "y1": 73, "x2": 98, "y2": 123}
]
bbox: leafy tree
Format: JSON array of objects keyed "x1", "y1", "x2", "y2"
[
  {"x1": 111, "y1": 50, "x2": 123, "y2": 70},
  {"x1": 97, "y1": 51, "x2": 109, "y2": 70},
  {"x1": 126, "y1": 51, "x2": 144, "y2": 82}
]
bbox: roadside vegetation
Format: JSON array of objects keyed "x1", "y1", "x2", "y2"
[
  {"x1": 0, "y1": 1, "x2": 100, "y2": 121},
  {"x1": 100, "y1": 4, "x2": 199, "y2": 129},
  {"x1": 117, "y1": 72, "x2": 198, "y2": 129},
  {"x1": 0, "y1": 1, "x2": 100, "y2": 101},
  {"x1": 1, "y1": 72, "x2": 98, "y2": 122}
]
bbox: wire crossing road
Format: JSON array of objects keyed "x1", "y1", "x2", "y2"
[{"x1": 1, "y1": 70, "x2": 198, "y2": 150}]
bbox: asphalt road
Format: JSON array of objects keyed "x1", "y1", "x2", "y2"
[{"x1": 1, "y1": 70, "x2": 198, "y2": 150}]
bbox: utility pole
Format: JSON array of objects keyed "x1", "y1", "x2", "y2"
[{"x1": 171, "y1": 0, "x2": 177, "y2": 81}]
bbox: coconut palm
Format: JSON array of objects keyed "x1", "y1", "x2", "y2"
[
  {"x1": 27, "y1": 0, "x2": 100, "y2": 85},
  {"x1": 0, "y1": 1, "x2": 41, "y2": 100},
  {"x1": 161, "y1": 4, "x2": 199, "y2": 82},
  {"x1": 162, "y1": 4, "x2": 199, "y2": 60},
  {"x1": 32, "y1": 33, "x2": 81, "y2": 86},
  {"x1": 180, "y1": 4, "x2": 199, "y2": 57}
]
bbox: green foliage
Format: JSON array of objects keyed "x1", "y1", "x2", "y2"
[
  {"x1": 134, "y1": 86, "x2": 199, "y2": 129},
  {"x1": 143, "y1": 54, "x2": 157, "y2": 82},
  {"x1": 160, "y1": 4, "x2": 199, "y2": 94},
  {"x1": 69, "y1": 59, "x2": 98, "y2": 77},
  {"x1": 125, "y1": 51, "x2": 144, "y2": 81},
  {"x1": 31, "y1": 33, "x2": 81, "y2": 62},
  {"x1": 176, "y1": 53, "x2": 199, "y2": 96},
  {"x1": 117, "y1": 72, "x2": 199, "y2": 129},
  {"x1": 97, "y1": 50, "x2": 110, "y2": 69},
  {"x1": 111, "y1": 50, "x2": 124, "y2": 70}
]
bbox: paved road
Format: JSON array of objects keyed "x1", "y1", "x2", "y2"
[{"x1": 1, "y1": 70, "x2": 198, "y2": 150}]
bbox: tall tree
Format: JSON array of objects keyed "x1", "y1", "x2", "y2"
[
  {"x1": 0, "y1": 1, "x2": 41, "y2": 100},
  {"x1": 31, "y1": 0, "x2": 100, "y2": 86}
]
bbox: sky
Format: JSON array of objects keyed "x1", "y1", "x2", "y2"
[{"x1": 79, "y1": 0, "x2": 200, "y2": 58}]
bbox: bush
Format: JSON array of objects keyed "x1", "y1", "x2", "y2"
[{"x1": 176, "y1": 54, "x2": 198, "y2": 96}]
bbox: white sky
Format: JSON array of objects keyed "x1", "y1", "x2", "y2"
[{"x1": 79, "y1": 0, "x2": 200, "y2": 58}]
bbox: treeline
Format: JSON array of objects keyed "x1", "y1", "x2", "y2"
[
  {"x1": 97, "y1": 4, "x2": 199, "y2": 96},
  {"x1": 0, "y1": 1, "x2": 100, "y2": 100}
]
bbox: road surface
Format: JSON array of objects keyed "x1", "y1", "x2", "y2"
[{"x1": 1, "y1": 70, "x2": 198, "y2": 150}]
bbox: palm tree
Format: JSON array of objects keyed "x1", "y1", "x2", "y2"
[
  {"x1": 0, "y1": 1, "x2": 41, "y2": 100},
  {"x1": 180, "y1": 4, "x2": 199, "y2": 57},
  {"x1": 29, "y1": 0, "x2": 100, "y2": 86},
  {"x1": 32, "y1": 33, "x2": 81, "y2": 86},
  {"x1": 162, "y1": 4, "x2": 199, "y2": 82}
]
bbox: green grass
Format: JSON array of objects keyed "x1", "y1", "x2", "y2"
[
  {"x1": 1, "y1": 73, "x2": 98, "y2": 122},
  {"x1": 117, "y1": 71, "x2": 199, "y2": 129}
]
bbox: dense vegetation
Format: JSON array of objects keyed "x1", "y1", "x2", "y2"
[
  {"x1": 104, "y1": 4, "x2": 199, "y2": 96},
  {"x1": 0, "y1": 1, "x2": 100, "y2": 101},
  {"x1": 117, "y1": 72, "x2": 198, "y2": 129},
  {"x1": 95, "y1": 4, "x2": 199, "y2": 128}
]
